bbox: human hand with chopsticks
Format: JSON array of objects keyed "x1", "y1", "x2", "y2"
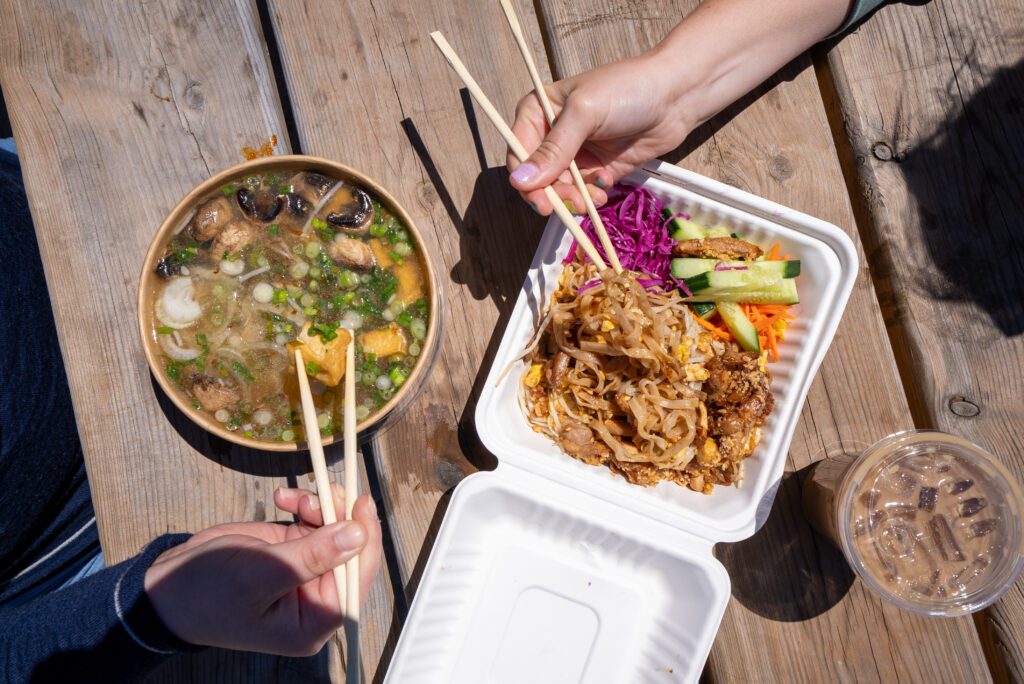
[
  {"x1": 507, "y1": 0, "x2": 857, "y2": 215},
  {"x1": 143, "y1": 485, "x2": 381, "y2": 656}
]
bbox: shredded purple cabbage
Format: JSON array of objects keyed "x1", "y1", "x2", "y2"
[
  {"x1": 561, "y1": 185, "x2": 687, "y2": 294},
  {"x1": 714, "y1": 261, "x2": 749, "y2": 272}
]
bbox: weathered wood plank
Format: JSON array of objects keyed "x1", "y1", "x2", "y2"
[
  {"x1": 537, "y1": 0, "x2": 991, "y2": 681},
  {"x1": 266, "y1": 0, "x2": 551, "y2": 621},
  {"x1": 0, "y1": 1, "x2": 392, "y2": 680},
  {"x1": 826, "y1": 0, "x2": 1024, "y2": 679}
]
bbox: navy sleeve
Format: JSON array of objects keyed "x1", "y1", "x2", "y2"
[{"x1": 0, "y1": 533, "x2": 204, "y2": 682}]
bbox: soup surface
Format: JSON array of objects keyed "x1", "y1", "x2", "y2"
[{"x1": 149, "y1": 169, "x2": 430, "y2": 443}]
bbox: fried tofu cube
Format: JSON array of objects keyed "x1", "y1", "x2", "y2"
[
  {"x1": 369, "y1": 238, "x2": 426, "y2": 306},
  {"x1": 289, "y1": 323, "x2": 352, "y2": 387},
  {"x1": 359, "y1": 323, "x2": 409, "y2": 359}
]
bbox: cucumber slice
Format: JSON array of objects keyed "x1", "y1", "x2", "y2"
[
  {"x1": 690, "y1": 302, "x2": 717, "y2": 319},
  {"x1": 717, "y1": 302, "x2": 760, "y2": 353},
  {"x1": 683, "y1": 279, "x2": 799, "y2": 305},
  {"x1": 661, "y1": 207, "x2": 705, "y2": 241},
  {"x1": 683, "y1": 268, "x2": 784, "y2": 293},
  {"x1": 671, "y1": 258, "x2": 800, "y2": 280},
  {"x1": 706, "y1": 226, "x2": 732, "y2": 238}
]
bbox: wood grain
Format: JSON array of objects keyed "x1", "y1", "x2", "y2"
[
  {"x1": 266, "y1": 0, "x2": 552, "y2": 630},
  {"x1": 826, "y1": 0, "x2": 1024, "y2": 679},
  {"x1": 537, "y1": 0, "x2": 992, "y2": 681},
  {"x1": 0, "y1": 0, "x2": 391, "y2": 680}
]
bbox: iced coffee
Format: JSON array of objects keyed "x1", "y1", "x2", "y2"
[{"x1": 806, "y1": 431, "x2": 1024, "y2": 616}]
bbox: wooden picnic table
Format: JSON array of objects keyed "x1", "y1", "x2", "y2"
[{"x1": 0, "y1": 0, "x2": 1020, "y2": 681}]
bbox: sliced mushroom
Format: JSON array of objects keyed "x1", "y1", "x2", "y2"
[
  {"x1": 289, "y1": 171, "x2": 334, "y2": 204},
  {"x1": 322, "y1": 184, "x2": 374, "y2": 234},
  {"x1": 327, "y1": 236, "x2": 375, "y2": 270},
  {"x1": 154, "y1": 256, "x2": 181, "y2": 278},
  {"x1": 283, "y1": 193, "x2": 312, "y2": 219},
  {"x1": 211, "y1": 220, "x2": 253, "y2": 258},
  {"x1": 544, "y1": 351, "x2": 570, "y2": 389},
  {"x1": 188, "y1": 374, "x2": 241, "y2": 412},
  {"x1": 236, "y1": 187, "x2": 282, "y2": 223},
  {"x1": 189, "y1": 196, "x2": 234, "y2": 241}
]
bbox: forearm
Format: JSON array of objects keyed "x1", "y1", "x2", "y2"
[
  {"x1": 652, "y1": 0, "x2": 852, "y2": 130},
  {"x1": 0, "y1": 534, "x2": 198, "y2": 683}
]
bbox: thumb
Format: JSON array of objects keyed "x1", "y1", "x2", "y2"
[
  {"x1": 509, "y1": 96, "x2": 594, "y2": 192},
  {"x1": 259, "y1": 521, "x2": 367, "y2": 598}
]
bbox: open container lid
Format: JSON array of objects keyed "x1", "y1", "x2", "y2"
[{"x1": 385, "y1": 162, "x2": 858, "y2": 682}]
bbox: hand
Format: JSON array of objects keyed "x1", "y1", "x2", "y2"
[
  {"x1": 144, "y1": 485, "x2": 382, "y2": 657},
  {"x1": 507, "y1": 51, "x2": 695, "y2": 215}
]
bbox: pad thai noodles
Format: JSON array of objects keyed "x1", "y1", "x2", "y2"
[{"x1": 520, "y1": 186, "x2": 796, "y2": 493}]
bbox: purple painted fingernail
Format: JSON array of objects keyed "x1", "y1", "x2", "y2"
[{"x1": 510, "y1": 162, "x2": 539, "y2": 185}]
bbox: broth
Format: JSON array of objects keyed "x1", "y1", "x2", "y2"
[{"x1": 148, "y1": 169, "x2": 430, "y2": 443}]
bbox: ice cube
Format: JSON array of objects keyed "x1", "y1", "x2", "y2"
[
  {"x1": 878, "y1": 518, "x2": 918, "y2": 560},
  {"x1": 958, "y1": 497, "x2": 988, "y2": 518},
  {"x1": 887, "y1": 503, "x2": 918, "y2": 520},
  {"x1": 893, "y1": 470, "x2": 919, "y2": 497},
  {"x1": 918, "y1": 486, "x2": 938, "y2": 512},
  {"x1": 946, "y1": 479, "x2": 974, "y2": 495},
  {"x1": 908, "y1": 568, "x2": 942, "y2": 597},
  {"x1": 948, "y1": 555, "x2": 991, "y2": 593},
  {"x1": 859, "y1": 489, "x2": 880, "y2": 509},
  {"x1": 869, "y1": 509, "x2": 888, "y2": 529},
  {"x1": 968, "y1": 519, "x2": 998, "y2": 539},
  {"x1": 928, "y1": 514, "x2": 965, "y2": 562}
]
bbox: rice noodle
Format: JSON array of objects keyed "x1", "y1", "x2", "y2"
[
  {"x1": 521, "y1": 261, "x2": 702, "y2": 470},
  {"x1": 238, "y1": 265, "x2": 271, "y2": 283}
]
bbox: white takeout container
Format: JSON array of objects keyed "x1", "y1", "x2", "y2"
[{"x1": 385, "y1": 162, "x2": 858, "y2": 683}]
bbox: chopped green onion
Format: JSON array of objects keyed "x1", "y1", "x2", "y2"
[
  {"x1": 281, "y1": 429, "x2": 295, "y2": 442},
  {"x1": 192, "y1": 399, "x2": 201, "y2": 410},
  {"x1": 156, "y1": 326, "x2": 174, "y2": 335},
  {"x1": 272, "y1": 289, "x2": 288, "y2": 304},
  {"x1": 269, "y1": 224, "x2": 280, "y2": 236},
  {"x1": 340, "y1": 270, "x2": 360, "y2": 289},
  {"x1": 410, "y1": 318, "x2": 427, "y2": 341},
  {"x1": 388, "y1": 251, "x2": 404, "y2": 266},
  {"x1": 306, "y1": 361, "x2": 319, "y2": 377},
  {"x1": 300, "y1": 292, "x2": 317, "y2": 308},
  {"x1": 389, "y1": 366, "x2": 408, "y2": 388},
  {"x1": 166, "y1": 363, "x2": 181, "y2": 381},
  {"x1": 231, "y1": 361, "x2": 255, "y2": 382},
  {"x1": 221, "y1": 185, "x2": 234, "y2": 196},
  {"x1": 196, "y1": 332, "x2": 208, "y2": 350},
  {"x1": 304, "y1": 306, "x2": 318, "y2": 316},
  {"x1": 305, "y1": 242, "x2": 321, "y2": 259},
  {"x1": 393, "y1": 242, "x2": 412, "y2": 256},
  {"x1": 309, "y1": 266, "x2": 322, "y2": 279},
  {"x1": 311, "y1": 218, "x2": 327, "y2": 230}
]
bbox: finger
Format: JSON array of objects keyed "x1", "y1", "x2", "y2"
[
  {"x1": 295, "y1": 482, "x2": 347, "y2": 528},
  {"x1": 259, "y1": 520, "x2": 367, "y2": 599},
  {"x1": 507, "y1": 92, "x2": 548, "y2": 173},
  {"x1": 509, "y1": 95, "x2": 596, "y2": 192},
  {"x1": 274, "y1": 487, "x2": 313, "y2": 515},
  {"x1": 580, "y1": 167, "x2": 614, "y2": 192},
  {"x1": 352, "y1": 495, "x2": 383, "y2": 607}
]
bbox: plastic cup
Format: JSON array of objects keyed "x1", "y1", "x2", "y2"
[{"x1": 803, "y1": 430, "x2": 1024, "y2": 616}]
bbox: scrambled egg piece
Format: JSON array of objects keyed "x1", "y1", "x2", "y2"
[
  {"x1": 685, "y1": 363, "x2": 710, "y2": 382},
  {"x1": 359, "y1": 323, "x2": 409, "y2": 359},
  {"x1": 675, "y1": 335, "x2": 693, "y2": 362},
  {"x1": 289, "y1": 322, "x2": 352, "y2": 386},
  {"x1": 696, "y1": 332, "x2": 714, "y2": 355},
  {"x1": 600, "y1": 319, "x2": 616, "y2": 332},
  {"x1": 697, "y1": 439, "x2": 721, "y2": 467},
  {"x1": 524, "y1": 363, "x2": 544, "y2": 388},
  {"x1": 758, "y1": 350, "x2": 769, "y2": 373}
]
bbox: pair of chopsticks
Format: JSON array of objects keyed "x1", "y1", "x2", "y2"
[
  {"x1": 430, "y1": 3, "x2": 623, "y2": 275},
  {"x1": 293, "y1": 345, "x2": 360, "y2": 683}
]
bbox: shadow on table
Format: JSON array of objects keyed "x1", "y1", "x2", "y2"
[
  {"x1": 898, "y1": 57, "x2": 1024, "y2": 336},
  {"x1": 400, "y1": 90, "x2": 545, "y2": 475},
  {"x1": 716, "y1": 468, "x2": 855, "y2": 622},
  {"x1": 151, "y1": 374, "x2": 370, "y2": 478}
]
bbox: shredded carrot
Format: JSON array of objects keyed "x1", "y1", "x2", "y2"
[
  {"x1": 767, "y1": 243, "x2": 781, "y2": 260},
  {"x1": 691, "y1": 311, "x2": 733, "y2": 341}
]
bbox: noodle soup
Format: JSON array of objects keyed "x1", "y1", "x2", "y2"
[{"x1": 140, "y1": 158, "x2": 438, "y2": 449}]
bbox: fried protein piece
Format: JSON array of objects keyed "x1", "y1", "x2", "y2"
[
  {"x1": 703, "y1": 347, "x2": 773, "y2": 460},
  {"x1": 672, "y1": 236, "x2": 764, "y2": 260},
  {"x1": 188, "y1": 374, "x2": 241, "y2": 412},
  {"x1": 557, "y1": 422, "x2": 610, "y2": 465}
]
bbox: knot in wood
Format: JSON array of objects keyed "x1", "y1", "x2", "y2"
[
  {"x1": 948, "y1": 395, "x2": 981, "y2": 418},
  {"x1": 872, "y1": 142, "x2": 893, "y2": 161}
]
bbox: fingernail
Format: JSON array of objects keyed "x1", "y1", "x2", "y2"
[
  {"x1": 368, "y1": 495, "x2": 379, "y2": 521},
  {"x1": 510, "y1": 162, "x2": 539, "y2": 185},
  {"x1": 307, "y1": 495, "x2": 320, "y2": 510},
  {"x1": 595, "y1": 176, "x2": 608, "y2": 189},
  {"x1": 334, "y1": 522, "x2": 366, "y2": 551},
  {"x1": 528, "y1": 201, "x2": 540, "y2": 214},
  {"x1": 563, "y1": 199, "x2": 577, "y2": 215}
]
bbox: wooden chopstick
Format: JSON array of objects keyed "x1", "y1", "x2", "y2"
[
  {"x1": 430, "y1": 31, "x2": 609, "y2": 272},
  {"x1": 294, "y1": 348, "x2": 359, "y2": 681},
  {"x1": 342, "y1": 341, "x2": 360, "y2": 684},
  {"x1": 497, "y1": 0, "x2": 623, "y2": 274}
]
